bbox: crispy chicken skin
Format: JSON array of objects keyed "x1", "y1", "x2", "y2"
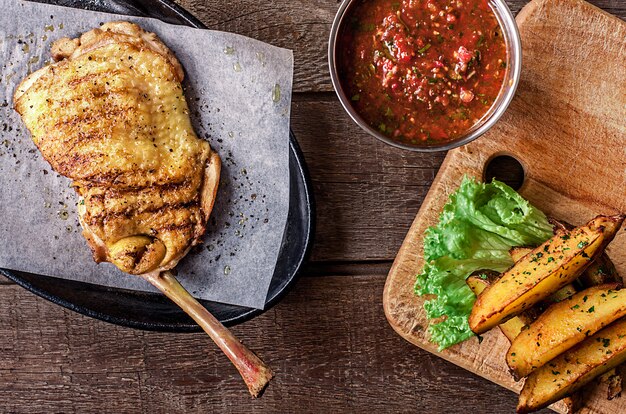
[{"x1": 14, "y1": 22, "x2": 220, "y2": 275}]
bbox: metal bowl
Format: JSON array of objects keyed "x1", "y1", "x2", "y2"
[{"x1": 328, "y1": 0, "x2": 522, "y2": 152}]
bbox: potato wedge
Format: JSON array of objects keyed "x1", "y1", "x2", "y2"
[
  {"x1": 517, "y1": 317, "x2": 626, "y2": 413},
  {"x1": 466, "y1": 274, "x2": 580, "y2": 413},
  {"x1": 559, "y1": 394, "x2": 582, "y2": 414},
  {"x1": 507, "y1": 283, "x2": 626, "y2": 378},
  {"x1": 513, "y1": 246, "x2": 622, "y2": 289},
  {"x1": 469, "y1": 215, "x2": 624, "y2": 335},
  {"x1": 576, "y1": 251, "x2": 624, "y2": 397},
  {"x1": 509, "y1": 246, "x2": 533, "y2": 262},
  {"x1": 606, "y1": 370, "x2": 623, "y2": 400},
  {"x1": 465, "y1": 274, "x2": 491, "y2": 295},
  {"x1": 547, "y1": 284, "x2": 578, "y2": 303},
  {"x1": 580, "y1": 253, "x2": 622, "y2": 287},
  {"x1": 547, "y1": 217, "x2": 622, "y2": 286},
  {"x1": 467, "y1": 274, "x2": 534, "y2": 342},
  {"x1": 512, "y1": 245, "x2": 621, "y2": 301},
  {"x1": 548, "y1": 216, "x2": 573, "y2": 233},
  {"x1": 510, "y1": 247, "x2": 578, "y2": 303},
  {"x1": 467, "y1": 270, "x2": 576, "y2": 342},
  {"x1": 467, "y1": 271, "x2": 500, "y2": 285}
]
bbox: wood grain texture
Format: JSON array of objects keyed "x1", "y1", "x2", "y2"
[
  {"x1": 2, "y1": 0, "x2": 625, "y2": 413},
  {"x1": 383, "y1": 0, "x2": 626, "y2": 413},
  {"x1": 0, "y1": 274, "x2": 552, "y2": 414},
  {"x1": 292, "y1": 94, "x2": 446, "y2": 261}
]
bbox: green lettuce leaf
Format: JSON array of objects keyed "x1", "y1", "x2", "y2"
[{"x1": 415, "y1": 176, "x2": 553, "y2": 350}]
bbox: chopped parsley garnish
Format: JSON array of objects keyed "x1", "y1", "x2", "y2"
[{"x1": 418, "y1": 43, "x2": 431, "y2": 54}]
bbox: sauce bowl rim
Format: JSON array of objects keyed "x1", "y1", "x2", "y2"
[{"x1": 327, "y1": 0, "x2": 522, "y2": 152}]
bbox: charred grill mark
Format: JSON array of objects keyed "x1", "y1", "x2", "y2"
[
  {"x1": 86, "y1": 171, "x2": 125, "y2": 185},
  {"x1": 83, "y1": 178, "x2": 194, "y2": 193},
  {"x1": 67, "y1": 130, "x2": 107, "y2": 147},
  {"x1": 89, "y1": 200, "x2": 200, "y2": 222},
  {"x1": 87, "y1": 193, "x2": 106, "y2": 203},
  {"x1": 67, "y1": 72, "x2": 101, "y2": 87},
  {"x1": 112, "y1": 179, "x2": 194, "y2": 196},
  {"x1": 160, "y1": 222, "x2": 194, "y2": 233},
  {"x1": 57, "y1": 129, "x2": 109, "y2": 158},
  {"x1": 56, "y1": 90, "x2": 113, "y2": 107},
  {"x1": 52, "y1": 107, "x2": 130, "y2": 129},
  {"x1": 66, "y1": 70, "x2": 116, "y2": 87},
  {"x1": 56, "y1": 152, "x2": 104, "y2": 176},
  {"x1": 56, "y1": 86, "x2": 142, "y2": 109}
]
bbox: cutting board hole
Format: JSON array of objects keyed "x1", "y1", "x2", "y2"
[{"x1": 484, "y1": 155, "x2": 525, "y2": 190}]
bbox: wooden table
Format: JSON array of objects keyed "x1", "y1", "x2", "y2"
[{"x1": 2, "y1": 0, "x2": 624, "y2": 412}]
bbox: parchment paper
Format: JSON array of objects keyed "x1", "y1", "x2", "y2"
[{"x1": 0, "y1": 0, "x2": 293, "y2": 309}]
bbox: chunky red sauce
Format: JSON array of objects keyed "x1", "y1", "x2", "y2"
[{"x1": 338, "y1": 0, "x2": 508, "y2": 144}]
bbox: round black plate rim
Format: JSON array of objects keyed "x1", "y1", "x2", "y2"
[{"x1": 1, "y1": 0, "x2": 315, "y2": 332}]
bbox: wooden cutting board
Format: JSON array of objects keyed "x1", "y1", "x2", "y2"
[{"x1": 382, "y1": 0, "x2": 626, "y2": 412}]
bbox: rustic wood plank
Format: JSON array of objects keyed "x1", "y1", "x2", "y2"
[
  {"x1": 292, "y1": 93, "x2": 446, "y2": 262},
  {"x1": 301, "y1": 259, "x2": 391, "y2": 276},
  {"x1": 3, "y1": 0, "x2": 625, "y2": 413},
  {"x1": 0, "y1": 274, "x2": 551, "y2": 413},
  {"x1": 175, "y1": 0, "x2": 625, "y2": 93}
]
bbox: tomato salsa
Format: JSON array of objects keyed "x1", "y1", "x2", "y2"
[{"x1": 337, "y1": 0, "x2": 508, "y2": 144}]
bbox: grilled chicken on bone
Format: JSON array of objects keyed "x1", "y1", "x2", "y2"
[
  {"x1": 14, "y1": 22, "x2": 272, "y2": 397},
  {"x1": 15, "y1": 22, "x2": 220, "y2": 275}
]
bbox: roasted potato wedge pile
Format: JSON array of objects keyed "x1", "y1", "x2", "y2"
[
  {"x1": 518, "y1": 318, "x2": 626, "y2": 413},
  {"x1": 469, "y1": 215, "x2": 623, "y2": 335},
  {"x1": 466, "y1": 274, "x2": 581, "y2": 412},
  {"x1": 467, "y1": 214, "x2": 625, "y2": 413},
  {"x1": 508, "y1": 283, "x2": 626, "y2": 379}
]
